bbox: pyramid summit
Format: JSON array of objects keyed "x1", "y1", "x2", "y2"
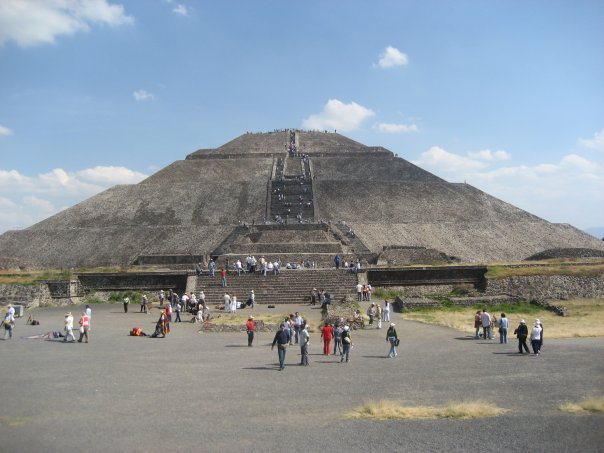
[{"x1": 1, "y1": 130, "x2": 602, "y2": 269}]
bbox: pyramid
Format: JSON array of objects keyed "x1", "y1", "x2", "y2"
[{"x1": 1, "y1": 130, "x2": 602, "y2": 269}]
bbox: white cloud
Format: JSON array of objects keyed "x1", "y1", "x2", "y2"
[
  {"x1": 0, "y1": 165, "x2": 147, "y2": 233},
  {"x1": 414, "y1": 145, "x2": 604, "y2": 229},
  {"x1": 173, "y1": 4, "x2": 188, "y2": 16},
  {"x1": 0, "y1": 0, "x2": 134, "y2": 47},
  {"x1": 377, "y1": 46, "x2": 408, "y2": 68},
  {"x1": 467, "y1": 149, "x2": 511, "y2": 161},
  {"x1": 133, "y1": 89, "x2": 154, "y2": 101},
  {"x1": 579, "y1": 128, "x2": 604, "y2": 152},
  {"x1": 0, "y1": 124, "x2": 13, "y2": 136},
  {"x1": 302, "y1": 99, "x2": 375, "y2": 132},
  {"x1": 415, "y1": 146, "x2": 486, "y2": 173},
  {"x1": 375, "y1": 122, "x2": 418, "y2": 133}
]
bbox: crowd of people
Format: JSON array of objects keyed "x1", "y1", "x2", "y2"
[{"x1": 474, "y1": 309, "x2": 543, "y2": 355}]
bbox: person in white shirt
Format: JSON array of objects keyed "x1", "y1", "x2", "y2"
[
  {"x1": 383, "y1": 300, "x2": 391, "y2": 322},
  {"x1": 236, "y1": 260, "x2": 243, "y2": 276},
  {"x1": 498, "y1": 313, "x2": 509, "y2": 344},
  {"x1": 3, "y1": 311, "x2": 15, "y2": 340},
  {"x1": 480, "y1": 309, "x2": 493, "y2": 340},
  {"x1": 63, "y1": 312, "x2": 75, "y2": 342},
  {"x1": 223, "y1": 293, "x2": 231, "y2": 313},
  {"x1": 530, "y1": 321, "x2": 542, "y2": 355}
]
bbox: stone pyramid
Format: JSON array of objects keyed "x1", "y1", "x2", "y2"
[{"x1": 1, "y1": 130, "x2": 602, "y2": 269}]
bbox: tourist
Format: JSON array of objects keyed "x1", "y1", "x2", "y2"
[
  {"x1": 220, "y1": 268, "x2": 227, "y2": 288},
  {"x1": 362, "y1": 284, "x2": 369, "y2": 301},
  {"x1": 246, "y1": 315, "x2": 256, "y2": 346},
  {"x1": 77, "y1": 311, "x2": 90, "y2": 343},
  {"x1": 375, "y1": 304, "x2": 383, "y2": 329},
  {"x1": 293, "y1": 312, "x2": 303, "y2": 344},
  {"x1": 208, "y1": 259, "x2": 216, "y2": 277},
  {"x1": 333, "y1": 323, "x2": 343, "y2": 355},
  {"x1": 123, "y1": 296, "x2": 130, "y2": 313},
  {"x1": 481, "y1": 309, "x2": 492, "y2": 340},
  {"x1": 383, "y1": 300, "x2": 391, "y2": 322},
  {"x1": 159, "y1": 289, "x2": 165, "y2": 306},
  {"x1": 334, "y1": 254, "x2": 341, "y2": 269},
  {"x1": 515, "y1": 320, "x2": 530, "y2": 354},
  {"x1": 63, "y1": 312, "x2": 75, "y2": 342},
  {"x1": 3, "y1": 310, "x2": 15, "y2": 340},
  {"x1": 356, "y1": 283, "x2": 363, "y2": 301},
  {"x1": 85, "y1": 304, "x2": 92, "y2": 331},
  {"x1": 152, "y1": 310, "x2": 169, "y2": 338},
  {"x1": 271, "y1": 323, "x2": 290, "y2": 370},
  {"x1": 236, "y1": 259, "x2": 243, "y2": 276},
  {"x1": 530, "y1": 320, "x2": 542, "y2": 356},
  {"x1": 321, "y1": 322, "x2": 333, "y2": 355},
  {"x1": 198, "y1": 290, "x2": 205, "y2": 309},
  {"x1": 340, "y1": 325, "x2": 352, "y2": 362},
  {"x1": 537, "y1": 319, "x2": 544, "y2": 352},
  {"x1": 300, "y1": 323, "x2": 310, "y2": 366},
  {"x1": 499, "y1": 313, "x2": 509, "y2": 344},
  {"x1": 140, "y1": 294, "x2": 149, "y2": 314},
  {"x1": 231, "y1": 295, "x2": 237, "y2": 314},
  {"x1": 367, "y1": 283, "x2": 372, "y2": 301},
  {"x1": 473, "y1": 310, "x2": 481, "y2": 338},
  {"x1": 174, "y1": 301, "x2": 182, "y2": 322},
  {"x1": 387, "y1": 323, "x2": 398, "y2": 358},
  {"x1": 310, "y1": 288, "x2": 317, "y2": 306},
  {"x1": 367, "y1": 303, "x2": 376, "y2": 327},
  {"x1": 248, "y1": 290, "x2": 255, "y2": 309},
  {"x1": 165, "y1": 302, "x2": 172, "y2": 322}
]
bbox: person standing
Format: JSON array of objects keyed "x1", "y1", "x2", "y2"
[
  {"x1": 85, "y1": 304, "x2": 92, "y2": 331},
  {"x1": 223, "y1": 293, "x2": 231, "y2": 313},
  {"x1": 481, "y1": 309, "x2": 492, "y2": 340},
  {"x1": 340, "y1": 325, "x2": 352, "y2": 362},
  {"x1": 333, "y1": 323, "x2": 343, "y2": 355},
  {"x1": 387, "y1": 323, "x2": 398, "y2": 358},
  {"x1": 220, "y1": 268, "x2": 227, "y2": 288},
  {"x1": 537, "y1": 319, "x2": 544, "y2": 352},
  {"x1": 299, "y1": 323, "x2": 310, "y2": 365},
  {"x1": 174, "y1": 301, "x2": 182, "y2": 322},
  {"x1": 249, "y1": 290, "x2": 255, "y2": 309},
  {"x1": 383, "y1": 300, "x2": 390, "y2": 322},
  {"x1": 208, "y1": 258, "x2": 216, "y2": 277},
  {"x1": 375, "y1": 304, "x2": 383, "y2": 329},
  {"x1": 159, "y1": 289, "x2": 165, "y2": 307},
  {"x1": 246, "y1": 315, "x2": 256, "y2": 347},
  {"x1": 123, "y1": 296, "x2": 130, "y2": 313},
  {"x1": 334, "y1": 254, "x2": 341, "y2": 270},
  {"x1": 140, "y1": 294, "x2": 149, "y2": 314},
  {"x1": 356, "y1": 283, "x2": 363, "y2": 301},
  {"x1": 271, "y1": 323, "x2": 290, "y2": 370},
  {"x1": 63, "y1": 312, "x2": 75, "y2": 342},
  {"x1": 515, "y1": 320, "x2": 530, "y2": 354},
  {"x1": 293, "y1": 312, "x2": 303, "y2": 344},
  {"x1": 77, "y1": 311, "x2": 90, "y2": 343},
  {"x1": 3, "y1": 311, "x2": 15, "y2": 340},
  {"x1": 367, "y1": 303, "x2": 376, "y2": 327},
  {"x1": 165, "y1": 302, "x2": 172, "y2": 323},
  {"x1": 530, "y1": 320, "x2": 542, "y2": 356},
  {"x1": 499, "y1": 313, "x2": 509, "y2": 344},
  {"x1": 320, "y1": 322, "x2": 333, "y2": 355}
]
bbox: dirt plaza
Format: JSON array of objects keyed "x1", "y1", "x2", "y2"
[{"x1": 1, "y1": 302, "x2": 603, "y2": 453}]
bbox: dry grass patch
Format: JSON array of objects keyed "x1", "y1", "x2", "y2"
[
  {"x1": 208, "y1": 312, "x2": 315, "y2": 331},
  {"x1": 559, "y1": 396, "x2": 604, "y2": 414},
  {"x1": 0, "y1": 416, "x2": 30, "y2": 427},
  {"x1": 403, "y1": 299, "x2": 604, "y2": 338},
  {"x1": 343, "y1": 400, "x2": 507, "y2": 420},
  {"x1": 486, "y1": 261, "x2": 604, "y2": 279}
]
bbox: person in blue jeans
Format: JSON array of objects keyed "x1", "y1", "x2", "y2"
[
  {"x1": 386, "y1": 323, "x2": 398, "y2": 358},
  {"x1": 498, "y1": 313, "x2": 509, "y2": 344},
  {"x1": 271, "y1": 323, "x2": 290, "y2": 370}
]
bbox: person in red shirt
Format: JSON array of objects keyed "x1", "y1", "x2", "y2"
[
  {"x1": 220, "y1": 268, "x2": 228, "y2": 288},
  {"x1": 78, "y1": 312, "x2": 90, "y2": 343},
  {"x1": 246, "y1": 315, "x2": 256, "y2": 347},
  {"x1": 321, "y1": 322, "x2": 334, "y2": 355}
]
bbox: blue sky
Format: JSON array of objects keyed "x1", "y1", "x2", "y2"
[{"x1": 1, "y1": 0, "x2": 603, "y2": 235}]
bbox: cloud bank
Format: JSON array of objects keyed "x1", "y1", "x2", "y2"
[
  {"x1": 377, "y1": 46, "x2": 408, "y2": 68},
  {"x1": 302, "y1": 99, "x2": 375, "y2": 132}
]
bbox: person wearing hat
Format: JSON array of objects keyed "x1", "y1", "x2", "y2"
[
  {"x1": 530, "y1": 320, "x2": 543, "y2": 356},
  {"x1": 63, "y1": 312, "x2": 75, "y2": 342},
  {"x1": 367, "y1": 303, "x2": 376, "y2": 327},
  {"x1": 299, "y1": 322, "x2": 310, "y2": 365},
  {"x1": 78, "y1": 311, "x2": 90, "y2": 343},
  {"x1": 3, "y1": 309, "x2": 15, "y2": 340},
  {"x1": 514, "y1": 320, "x2": 530, "y2": 353},
  {"x1": 386, "y1": 323, "x2": 398, "y2": 358},
  {"x1": 6, "y1": 304, "x2": 15, "y2": 318},
  {"x1": 340, "y1": 325, "x2": 352, "y2": 362},
  {"x1": 246, "y1": 315, "x2": 256, "y2": 347}
]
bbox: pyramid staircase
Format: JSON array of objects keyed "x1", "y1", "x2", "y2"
[{"x1": 193, "y1": 268, "x2": 359, "y2": 306}]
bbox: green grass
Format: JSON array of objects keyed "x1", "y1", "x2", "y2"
[
  {"x1": 108, "y1": 290, "x2": 143, "y2": 304},
  {"x1": 486, "y1": 262, "x2": 604, "y2": 279}
]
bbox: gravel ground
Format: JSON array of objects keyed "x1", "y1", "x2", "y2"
[{"x1": 1, "y1": 302, "x2": 603, "y2": 453}]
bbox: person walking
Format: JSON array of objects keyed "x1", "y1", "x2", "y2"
[
  {"x1": 85, "y1": 304, "x2": 92, "y2": 332},
  {"x1": 333, "y1": 323, "x2": 343, "y2": 355},
  {"x1": 63, "y1": 312, "x2": 75, "y2": 342},
  {"x1": 246, "y1": 315, "x2": 256, "y2": 347},
  {"x1": 387, "y1": 323, "x2": 398, "y2": 358},
  {"x1": 3, "y1": 311, "x2": 15, "y2": 340},
  {"x1": 165, "y1": 302, "x2": 172, "y2": 322},
  {"x1": 481, "y1": 309, "x2": 492, "y2": 340},
  {"x1": 474, "y1": 310, "x2": 481, "y2": 338},
  {"x1": 220, "y1": 268, "x2": 227, "y2": 288},
  {"x1": 77, "y1": 311, "x2": 90, "y2": 343},
  {"x1": 320, "y1": 322, "x2": 333, "y2": 356},
  {"x1": 300, "y1": 323, "x2": 310, "y2": 366},
  {"x1": 271, "y1": 323, "x2": 290, "y2": 370},
  {"x1": 530, "y1": 320, "x2": 542, "y2": 356},
  {"x1": 340, "y1": 325, "x2": 352, "y2": 362},
  {"x1": 249, "y1": 290, "x2": 255, "y2": 309},
  {"x1": 499, "y1": 313, "x2": 509, "y2": 344},
  {"x1": 123, "y1": 296, "x2": 130, "y2": 313},
  {"x1": 367, "y1": 303, "x2": 376, "y2": 327},
  {"x1": 376, "y1": 304, "x2": 383, "y2": 329},
  {"x1": 537, "y1": 319, "x2": 544, "y2": 352},
  {"x1": 515, "y1": 320, "x2": 530, "y2": 354},
  {"x1": 140, "y1": 294, "x2": 148, "y2": 313}
]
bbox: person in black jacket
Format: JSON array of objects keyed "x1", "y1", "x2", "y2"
[
  {"x1": 271, "y1": 323, "x2": 290, "y2": 370},
  {"x1": 515, "y1": 320, "x2": 530, "y2": 353},
  {"x1": 387, "y1": 323, "x2": 398, "y2": 358}
]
